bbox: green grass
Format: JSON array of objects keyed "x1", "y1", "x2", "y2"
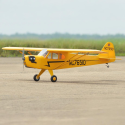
[{"x1": 0, "y1": 39, "x2": 125, "y2": 57}]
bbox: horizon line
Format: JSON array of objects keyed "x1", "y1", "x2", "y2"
[{"x1": 1, "y1": 32, "x2": 125, "y2": 36}]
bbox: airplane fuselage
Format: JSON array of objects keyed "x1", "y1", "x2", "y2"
[{"x1": 24, "y1": 53, "x2": 115, "y2": 70}]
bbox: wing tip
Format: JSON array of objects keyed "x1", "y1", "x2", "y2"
[{"x1": 2, "y1": 47, "x2": 6, "y2": 50}]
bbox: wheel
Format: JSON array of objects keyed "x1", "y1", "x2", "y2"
[
  {"x1": 51, "y1": 75, "x2": 57, "y2": 82},
  {"x1": 33, "y1": 74, "x2": 40, "y2": 81}
]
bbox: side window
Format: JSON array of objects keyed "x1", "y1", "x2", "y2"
[
  {"x1": 52, "y1": 53, "x2": 58, "y2": 59},
  {"x1": 59, "y1": 54, "x2": 62, "y2": 59},
  {"x1": 59, "y1": 53, "x2": 65, "y2": 59},
  {"x1": 46, "y1": 53, "x2": 65, "y2": 59},
  {"x1": 47, "y1": 53, "x2": 51, "y2": 59}
]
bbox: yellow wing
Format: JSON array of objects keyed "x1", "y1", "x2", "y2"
[
  {"x1": 2, "y1": 47, "x2": 43, "y2": 51},
  {"x1": 2, "y1": 47, "x2": 106, "y2": 54}
]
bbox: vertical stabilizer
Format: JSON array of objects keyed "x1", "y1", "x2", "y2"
[{"x1": 99, "y1": 42, "x2": 115, "y2": 61}]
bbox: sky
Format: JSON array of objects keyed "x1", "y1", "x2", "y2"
[{"x1": 0, "y1": 0, "x2": 125, "y2": 35}]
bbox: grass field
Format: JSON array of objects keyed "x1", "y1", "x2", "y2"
[{"x1": 0, "y1": 39, "x2": 125, "y2": 57}]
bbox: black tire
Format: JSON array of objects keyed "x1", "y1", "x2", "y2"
[
  {"x1": 51, "y1": 75, "x2": 57, "y2": 82},
  {"x1": 34, "y1": 74, "x2": 40, "y2": 81}
]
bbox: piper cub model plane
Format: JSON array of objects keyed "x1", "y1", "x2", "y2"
[{"x1": 2, "y1": 42, "x2": 120, "y2": 82}]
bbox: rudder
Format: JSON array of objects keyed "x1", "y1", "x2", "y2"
[{"x1": 99, "y1": 42, "x2": 115, "y2": 61}]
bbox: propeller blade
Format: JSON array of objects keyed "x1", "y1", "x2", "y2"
[
  {"x1": 22, "y1": 48, "x2": 24, "y2": 59},
  {"x1": 22, "y1": 48, "x2": 25, "y2": 70}
]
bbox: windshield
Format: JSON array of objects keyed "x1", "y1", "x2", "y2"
[{"x1": 38, "y1": 49, "x2": 48, "y2": 56}]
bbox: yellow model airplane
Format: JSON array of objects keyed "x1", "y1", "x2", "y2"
[{"x1": 2, "y1": 42, "x2": 120, "y2": 82}]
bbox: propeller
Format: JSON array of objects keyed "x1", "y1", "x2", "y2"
[{"x1": 22, "y1": 48, "x2": 25, "y2": 70}]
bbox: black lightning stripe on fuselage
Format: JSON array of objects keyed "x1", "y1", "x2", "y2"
[
  {"x1": 45, "y1": 60, "x2": 99, "y2": 67},
  {"x1": 45, "y1": 61, "x2": 65, "y2": 67}
]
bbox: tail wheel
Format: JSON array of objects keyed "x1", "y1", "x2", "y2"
[
  {"x1": 51, "y1": 75, "x2": 57, "y2": 82},
  {"x1": 34, "y1": 74, "x2": 40, "y2": 81}
]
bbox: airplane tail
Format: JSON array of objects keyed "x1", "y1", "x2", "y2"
[{"x1": 99, "y1": 42, "x2": 119, "y2": 62}]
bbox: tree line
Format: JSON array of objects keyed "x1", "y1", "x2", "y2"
[{"x1": 0, "y1": 33, "x2": 125, "y2": 39}]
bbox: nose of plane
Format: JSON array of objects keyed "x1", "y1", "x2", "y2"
[
  {"x1": 22, "y1": 55, "x2": 45, "y2": 69},
  {"x1": 23, "y1": 55, "x2": 37, "y2": 68}
]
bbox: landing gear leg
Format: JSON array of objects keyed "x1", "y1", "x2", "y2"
[
  {"x1": 48, "y1": 70, "x2": 57, "y2": 82},
  {"x1": 34, "y1": 69, "x2": 46, "y2": 81}
]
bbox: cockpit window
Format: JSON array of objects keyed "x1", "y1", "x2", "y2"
[
  {"x1": 59, "y1": 53, "x2": 65, "y2": 59},
  {"x1": 46, "y1": 53, "x2": 65, "y2": 59},
  {"x1": 52, "y1": 53, "x2": 58, "y2": 59},
  {"x1": 38, "y1": 49, "x2": 48, "y2": 58},
  {"x1": 47, "y1": 53, "x2": 51, "y2": 59}
]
